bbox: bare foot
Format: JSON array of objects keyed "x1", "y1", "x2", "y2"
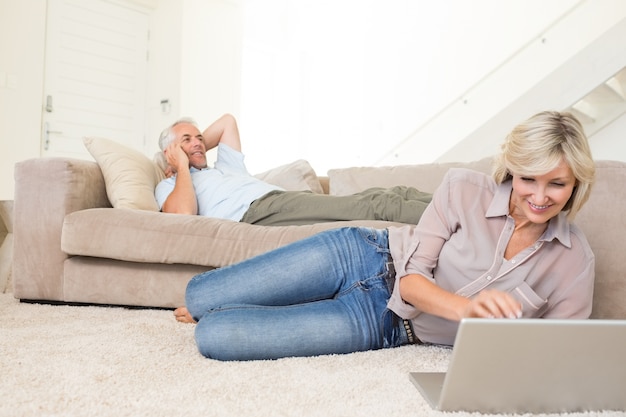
[{"x1": 174, "y1": 306, "x2": 196, "y2": 324}]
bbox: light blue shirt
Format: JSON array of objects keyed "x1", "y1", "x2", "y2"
[{"x1": 155, "y1": 143, "x2": 284, "y2": 221}]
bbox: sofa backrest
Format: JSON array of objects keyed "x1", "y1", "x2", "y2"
[{"x1": 327, "y1": 159, "x2": 626, "y2": 320}]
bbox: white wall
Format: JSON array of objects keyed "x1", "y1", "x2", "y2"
[
  {"x1": 1, "y1": 0, "x2": 621, "y2": 201},
  {"x1": 435, "y1": 12, "x2": 626, "y2": 165},
  {"x1": 144, "y1": 0, "x2": 183, "y2": 157},
  {"x1": 145, "y1": 0, "x2": 243, "y2": 164},
  {"x1": 0, "y1": 0, "x2": 241, "y2": 200},
  {"x1": 0, "y1": 0, "x2": 47, "y2": 200},
  {"x1": 393, "y1": 1, "x2": 626, "y2": 166},
  {"x1": 237, "y1": 0, "x2": 590, "y2": 174}
]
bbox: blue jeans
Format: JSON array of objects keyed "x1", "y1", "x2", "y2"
[{"x1": 186, "y1": 227, "x2": 410, "y2": 361}]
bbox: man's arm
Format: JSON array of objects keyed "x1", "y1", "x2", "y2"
[
  {"x1": 202, "y1": 113, "x2": 242, "y2": 152},
  {"x1": 161, "y1": 143, "x2": 198, "y2": 215}
]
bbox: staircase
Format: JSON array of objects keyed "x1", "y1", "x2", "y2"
[
  {"x1": 375, "y1": 1, "x2": 626, "y2": 166},
  {"x1": 567, "y1": 66, "x2": 626, "y2": 137}
]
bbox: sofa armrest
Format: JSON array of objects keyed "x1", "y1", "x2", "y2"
[{"x1": 13, "y1": 157, "x2": 111, "y2": 301}]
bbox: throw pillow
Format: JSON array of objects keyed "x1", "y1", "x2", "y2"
[
  {"x1": 83, "y1": 137, "x2": 166, "y2": 211},
  {"x1": 254, "y1": 159, "x2": 323, "y2": 193}
]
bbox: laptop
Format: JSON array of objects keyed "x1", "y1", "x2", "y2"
[{"x1": 409, "y1": 318, "x2": 626, "y2": 413}]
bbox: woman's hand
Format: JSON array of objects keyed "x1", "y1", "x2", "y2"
[{"x1": 461, "y1": 289, "x2": 522, "y2": 319}]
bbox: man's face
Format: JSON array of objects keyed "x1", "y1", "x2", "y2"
[{"x1": 172, "y1": 123, "x2": 208, "y2": 169}]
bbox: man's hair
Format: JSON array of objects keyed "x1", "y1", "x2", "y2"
[
  {"x1": 158, "y1": 117, "x2": 199, "y2": 151},
  {"x1": 492, "y1": 110, "x2": 595, "y2": 219}
]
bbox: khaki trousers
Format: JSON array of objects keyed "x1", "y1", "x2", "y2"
[{"x1": 240, "y1": 186, "x2": 432, "y2": 226}]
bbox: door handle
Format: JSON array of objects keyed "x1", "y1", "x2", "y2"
[{"x1": 44, "y1": 122, "x2": 63, "y2": 151}]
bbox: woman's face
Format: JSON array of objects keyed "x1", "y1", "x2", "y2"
[{"x1": 509, "y1": 159, "x2": 577, "y2": 225}]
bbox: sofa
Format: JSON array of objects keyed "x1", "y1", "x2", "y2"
[{"x1": 11, "y1": 138, "x2": 626, "y2": 320}]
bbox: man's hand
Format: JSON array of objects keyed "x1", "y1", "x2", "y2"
[
  {"x1": 164, "y1": 141, "x2": 189, "y2": 174},
  {"x1": 164, "y1": 165, "x2": 175, "y2": 178},
  {"x1": 461, "y1": 289, "x2": 522, "y2": 319}
]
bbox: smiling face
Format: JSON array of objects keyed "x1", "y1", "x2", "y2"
[
  {"x1": 172, "y1": 123, "x2": 208, "y2": 169},
  {"x1": 509, "y1": 159, "x2": 577, "y2": 225}
]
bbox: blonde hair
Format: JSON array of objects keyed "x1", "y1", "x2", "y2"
[{"x1": 492, "y1": 111, "x2": 595, "y2": 219}]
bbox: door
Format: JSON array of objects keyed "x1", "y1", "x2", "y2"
[{"x1": 42, "y1": 0, "x2": 150, "y2": 159}]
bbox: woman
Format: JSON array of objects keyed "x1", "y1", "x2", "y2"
[{"x1": 182, "y1": 110, "x2": 596, "y2": 361}]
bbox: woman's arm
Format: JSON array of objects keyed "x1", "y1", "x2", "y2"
[
  {"x1": 399, "y1": 273, "x2": 522, "y2": 320},
  {"x1": 397, "y1": 169, "x2": 522, "y2": 321}
]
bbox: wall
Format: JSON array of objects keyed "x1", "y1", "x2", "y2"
[
  {"x1": 392, "y1": 0, "x2": 626, "y2": 166},
  {"x1": 0, "y1": 0, "x2": 47, "y2": 200},
  {"x1": 145, "y1": 0, "x2": 242, "y2": 163},
  {"x1": 180, "y1": 0, "x2": 242, "y2": 127},
  {"x1": 144, "y1": 0, "x2": 183, "y2": 157},
  {"x1": 1, "y1": 0, "x2": 622, "y2": 201},
  {"x1": 0, "y1": 0, "x2": 241, "y2": 200},
  {"x1": 236, "y1": 0, "x2": 595, "y2": 174}
]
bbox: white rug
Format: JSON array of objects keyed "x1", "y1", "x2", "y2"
[{"x1": 0, "y1": 292, "x2": 623, "y2": 417}]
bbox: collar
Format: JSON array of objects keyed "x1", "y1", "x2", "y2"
[{"x1": 485, "y1": 180, "x2": 572, "y2": 248}]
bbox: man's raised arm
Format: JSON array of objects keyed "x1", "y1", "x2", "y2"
[{"x1": 202, "y1": 113, "x2": 242, "y2": 152}]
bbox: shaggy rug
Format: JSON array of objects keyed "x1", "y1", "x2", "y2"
[{"x1": 0, "y1": 292, "x2": 623, "y2": 417}]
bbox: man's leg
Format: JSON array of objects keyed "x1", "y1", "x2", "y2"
[{"x1": 241, "y1": 187, "x2": 432, "y2": 226}]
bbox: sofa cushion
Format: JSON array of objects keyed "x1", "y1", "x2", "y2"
[
  {"x1": 83, "y1": 137, "x2": 166, "y2": 211},
  {"x1": 254, "y1": 159, "x2": 324, "y2": 193},
  {"x1": 327, "y1": 157, "x2": 493, "y2": 195},
  {"x1": 61, "y1": 208, "x2": 402, "y2": 268},
  {"x1": 574, "y1": 160, "x2": 626, "y2": 319}
]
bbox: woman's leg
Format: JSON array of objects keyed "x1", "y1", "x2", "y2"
[
  {"x1": 186, "y1": 227, "x2": 377, "y2": 320},
  {"x1": 187, "y1": 227, "x2": 397, "y2": 360},
  {"x1": 195, "y1": 285, "x2": 392, "y2": 360}
]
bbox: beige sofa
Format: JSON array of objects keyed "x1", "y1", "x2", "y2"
[{"x1": 12, "y1": 149, "x2": 626, "y2": 320}]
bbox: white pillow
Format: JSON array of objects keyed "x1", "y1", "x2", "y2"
[
  {"x1": 254, "y1": 159, "x2": 323, "y2": 193},
  {"x1": 83, "y1": 137, "x2": 166, "y2": 211}
]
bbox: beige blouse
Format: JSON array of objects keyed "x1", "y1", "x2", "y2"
[{"x1": 387, "y1": 168, "x2": 595, "y2": 346}]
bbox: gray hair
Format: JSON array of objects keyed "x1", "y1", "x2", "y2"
[{"x1": 158, "y1": 117, "x2": 199, "y2": 151}]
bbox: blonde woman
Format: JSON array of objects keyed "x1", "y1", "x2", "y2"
[{"x1": 183, "y1": 111, "x2": 596, "y2": 361}]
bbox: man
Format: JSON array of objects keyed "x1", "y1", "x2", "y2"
[{"x1": 155, "y1": 113, "x2": 432, "y2": 226}]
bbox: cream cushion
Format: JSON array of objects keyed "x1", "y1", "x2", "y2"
[
  {"x1": 254, "y1": 159, "x2": 324, "y2": 194},
  {"x1": 327, "y1": 157, "x2": 494, "y2": 195},
  {"x1": 83, "y1": 137, "x2": 166, "y2": 211}
]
